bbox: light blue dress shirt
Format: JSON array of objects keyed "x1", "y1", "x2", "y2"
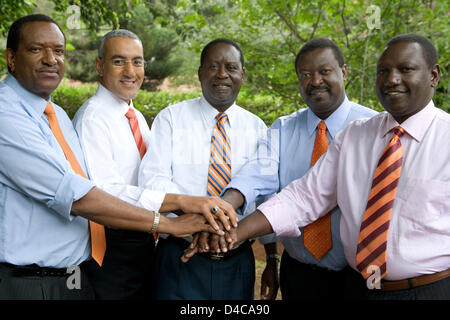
[
  {"x1": 0, "y1": 75, "x2": 95, "y2": 268},
  {"x1": 226, "y1": 96, "x2": 377, "y2": 271}
]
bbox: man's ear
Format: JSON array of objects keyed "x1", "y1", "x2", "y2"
[
  {"x1": 241, "y1": 68, "x2": 246, "y2": 81},
  {"x1": 341, "y1": 64, "x2": 347, "y2": 82},
  {"x1": 197, "y1": 66, "x2": 203, "y2": 82},
  {"x1": 95, "y1": 56, "x2": 104, "y2": 77},
  {"x1": 5, "y1": 48, "x2": 16, "y2": 73},
  {"x1": 430, "y1": 64, "x2": 440, "y2": 88}
]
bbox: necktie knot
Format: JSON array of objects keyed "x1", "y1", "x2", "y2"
[
  {"x1": 44, "y1": 102, "x2": 55, "y2": 115},
  {"x1": 125, "y1": 107, "x2": 137, "y2": 120},
  {"x1": 393, "y1": 126, "x2": 405, "y2": 139},
  {"x1": 318, "y1": 121, "x2": 327, "y2": 132},
  {"x1": 216, "y1": 112, "x2": 228, "y2": 124}
]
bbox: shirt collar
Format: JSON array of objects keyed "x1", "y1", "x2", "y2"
[
  {"x1": 200, "y1": 96, "x2": 237, "y2": 127},
  {"x1": 381, "y1": 100, "x2": 437, "y2": 142},
  {"x1": 95, "y1": 83, "x2": 134, "y2": 116},
  {"x1": 5, "y1": 74, "x2": 49, "y2": 115},
  {"x1": 306, "y1": 95, "x2": 351, "y2": 138}
]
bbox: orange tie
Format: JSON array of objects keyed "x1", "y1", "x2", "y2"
[
  {"x1": 356, "y1": 126, "x2": 405, "y2": 282},
  {"x1": 125, "y1": 107, "x2": 158, "y2": 240},
  {"x1": 303, "y1": 121, "x2": 332, "y2": 260},
  {"x1": 125, "y1": 108, "x2": 147, "y2": 159},
  {"x1": 207, "y1": 113, "x2": 231, "y2": 196},
  {"x1": 44, "y1": 102, "x2": 106, "y2": 266}
]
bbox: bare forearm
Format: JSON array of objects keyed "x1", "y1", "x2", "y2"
[
  {"x1": 71, "y1": 187, "x2": 221, "y2": 237},
  {"x1": 236, "y1": 210, "x2": 273, "y2": 243},
  {"x1": 72, "y1": 187, "x2": 154, "y2": 232},
  {"x1": 159, "y1": 193, "x2": 184, "y2": 213},
  {"x1": 264, "y1": 242, "x2": 278, "y2": 256}
]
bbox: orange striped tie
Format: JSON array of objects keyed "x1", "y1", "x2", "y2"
[
  {"x1": 44, "y1": 102, "x2": 106, "y2": 266},
  {"x1": 125, "y1": 108, "x2": 147, "y2": 159},
  {"x1": 303, "y1": 121, "x2": 332, "y2": 260},
  {"x1": 207, "y1": 113, "x2": 231, "y2": 196},
  {"x1": 125, "y1": 107, "x2": 157, "y2": 240},
  {"x1": 356, "y1": 126, "x2": 405, "y2": 282}
]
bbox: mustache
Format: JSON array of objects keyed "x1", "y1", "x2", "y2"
[{"x1": 308, "y1": 85, "x2": 329, "y2": 94}]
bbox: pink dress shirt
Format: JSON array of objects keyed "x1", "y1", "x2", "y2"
[{"x1": 258, "y1": 101, "x2": 450, "y2": 280}]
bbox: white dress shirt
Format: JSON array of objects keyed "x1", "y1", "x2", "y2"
[
  {"x1": 73, "y1": 84, "x2": 165, "y2": 211},
  {"x1": 258, "y1": 101, "x2": 450, "y2": 280},
  {"x1": 138, "y1": 96, "x2": 267, "y2": 218}
]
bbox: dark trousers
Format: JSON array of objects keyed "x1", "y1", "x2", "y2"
[
  {"x1": 279, "y1": 249, "x2": 349, "y2": 300},
  {"x1": 83, "y1": 228, "x2": 156, "y2": 300},
  {"x1": 0, "y1": 262, "x2": 94, "y2": 300},
  {"x1": 154, "y1": 237, "x2": 255, "y2": 300},
  {"x1": 344, "y1": 266, "x2": 450, "y2": 300}
]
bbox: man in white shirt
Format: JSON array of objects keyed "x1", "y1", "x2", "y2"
[
  {"x1": 186, "y1": 34, "x2": 450, "y2": 300},
  {"x1": 73, "y1": 31, "x2": 237, "y2": 300},
  {"x1": 138, "y1": 38, "x2": 267, "y2": 299}
]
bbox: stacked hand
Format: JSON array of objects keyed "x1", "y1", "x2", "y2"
[
  {"x1": 161, "y1": 194, "x2": 239, "y2": 238},
  {"x1": 180, "y1": 224, "x2": 239, "y2": 263}
]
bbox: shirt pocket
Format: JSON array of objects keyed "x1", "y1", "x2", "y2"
[{"x1": 397, "y1": 177, "x2": 448, "y2": 223}]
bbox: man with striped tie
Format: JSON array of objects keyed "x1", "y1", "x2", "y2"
[
  {"x1": 202, "y1": 34, "x2": 450, "y2": 300},
  {"x1": 73, "y1": 31, "x2": 237, "y2": 300},
  {"x1": 138, "y1": 38, "x2": 267, "y2": 299}
]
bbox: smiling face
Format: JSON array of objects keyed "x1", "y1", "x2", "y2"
[
  {"x1": 296, "y1": 48, "x2": 347, "y2": 120},
  {"x1": 96, "y1": 37, "x2": 144, "y2": 104},
  {"x1": 198, "y1": 42, "x2": 245, "y2": 112},
  {"x1": 376, "y1": 42, "x2": 440, "y2": 123},
  {"x1": 6, "y1": 21, "x2": 65, "y2": 100}
]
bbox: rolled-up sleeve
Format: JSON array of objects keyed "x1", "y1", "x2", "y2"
[{"x1": 0, "y1": 111, "x2": 95, "y2": 220}]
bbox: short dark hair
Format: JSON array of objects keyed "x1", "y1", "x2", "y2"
[
  {"x1": 295, "y1": 38, "x2": 345, "y2": 70},
  {"x1": 6, "y1": 14, "x2": 65, "y2": 73},
  {"x1": 200, "y1": 38, "x2": 244, "y2": 69},
  {"x1": 386, "y1": 33, "x2": 438, "y2": 69}
]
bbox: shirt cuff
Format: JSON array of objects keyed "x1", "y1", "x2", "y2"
[
  {"x1": 257, "y1": 194, "x2": 301, "y2": 238},
  {"x1": 50, "y1": 172, "x2": 95, "y2": 221},
  {"x1": 138, "y1": 189, "x2": 166, "y2": 211}
]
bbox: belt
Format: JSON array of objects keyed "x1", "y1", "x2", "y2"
[
  {"x1": 0, "y1": 263, "x2": 74, "y2": 277},
  {"x1": 198, "y1": 240, "x2": 253, "y2": 262},
  {"x1": 380, "y1": 269, "x2": 450, "y2": 291}
]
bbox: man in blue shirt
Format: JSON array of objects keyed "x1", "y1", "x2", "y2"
[
  {"x1": 192, "y1": 38, "x2": 378, "y2": 300},
  {"x1": 0, "y1": 14, "x2": 235, "y2": 300}
]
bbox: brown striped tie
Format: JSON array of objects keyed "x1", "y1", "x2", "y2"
[
  {"x1": 303, "y1": 121, "x2": 332, "y2": 260},
  {"x1": 356, "y1": 126, "x2": 405, "y2": 281}
]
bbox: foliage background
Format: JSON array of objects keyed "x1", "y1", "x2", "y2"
[{"x1": 0, "y1": 0, "x2": 448, "y2": 125}]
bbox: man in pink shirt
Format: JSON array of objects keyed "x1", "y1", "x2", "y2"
[{"x1": 185, "y1": 34, "x2": 449, "y2": 300}]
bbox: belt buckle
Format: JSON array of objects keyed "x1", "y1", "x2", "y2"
[{"x1": 209, "y1": 252, "x2": 225, "y2": 261}]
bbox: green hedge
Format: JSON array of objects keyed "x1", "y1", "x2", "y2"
[{"x1": 52, "y1": 82, "x2": 301, "y2": 126}]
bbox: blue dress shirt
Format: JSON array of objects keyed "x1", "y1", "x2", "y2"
[
  {"x1": 226, "y1": 96, "x2": 377, "y2": 271},
  {"x1": 0, "y1": 75, "x2": 95, "y2": 268}
]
